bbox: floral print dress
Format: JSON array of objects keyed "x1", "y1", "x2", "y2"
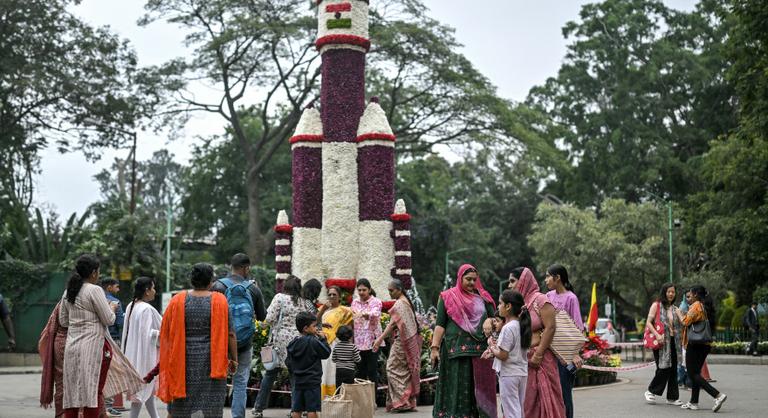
[{"x1": 264, "y1": 293, "x2": 315, "y2": 368}]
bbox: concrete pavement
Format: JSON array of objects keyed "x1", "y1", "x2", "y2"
[{"x1": 1, "y1": 363, "x2": 766, "y2": 417}]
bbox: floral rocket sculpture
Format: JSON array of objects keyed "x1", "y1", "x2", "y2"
[{"x1": 273, "y1": 0, "x2": 412, "y2": 299}]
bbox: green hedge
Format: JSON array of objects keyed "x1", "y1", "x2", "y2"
[
  {"x1": 0, "y1": 260, "x2": 50, "y2": 311},
  {"x1": 710, "y1": 341, "x2": 768, "y2": 355}
]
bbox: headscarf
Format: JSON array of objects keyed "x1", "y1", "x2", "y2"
[
  {"x1": 439, "y1": 264, "x2": 495, "y2": 334},
  {"x1": 516, "y1": 267, "x2": 549, "y2": 311}
]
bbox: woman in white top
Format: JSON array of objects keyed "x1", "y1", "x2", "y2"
[
  {"x1": 121, "y1": 277, "x2": 162, "y2": 418},
  {"x1": 487, "y1": 289, "x2": 531, "y2": 418}
]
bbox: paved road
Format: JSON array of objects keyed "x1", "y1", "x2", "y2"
[{"x1": 2, "y1": 364, "x2": 765, "y2": 417}]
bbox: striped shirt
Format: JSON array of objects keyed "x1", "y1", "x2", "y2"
[{"x1": 331, "y1": 340, "x2": 361, "y2": 371}]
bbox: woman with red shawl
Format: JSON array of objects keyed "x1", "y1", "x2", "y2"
[
  {"x1": 430, "y1": 264, "x2": 497, "y2": 418},
  {"x1": 510, "y1": 267, "x2": 565, "y2": 418}
]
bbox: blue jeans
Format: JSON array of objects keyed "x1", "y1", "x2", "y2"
[
  {"x1": 557, "y1": 362, "x2": 575, "y2": 418},
  {"x1": 232, "y1": 348, "x2": 252, "y2": 418},
  {"x1": 253, "y1": 367, "x2": 280, "y2": 411}
]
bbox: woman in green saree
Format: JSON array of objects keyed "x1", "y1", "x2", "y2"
[{"x1": 430, "y1": 264, "x2": 497, "y2": 418}]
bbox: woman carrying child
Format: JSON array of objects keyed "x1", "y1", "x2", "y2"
[{"x1": 486, "y1": 290, "x2": 531, "y2": 418}]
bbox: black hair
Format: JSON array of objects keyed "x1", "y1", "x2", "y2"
[
  {"x1": 100, "y1": 278, "x2": 119, "y2": 289},
  {"x1": 658, "y1": 282, "x2": 677, "y2": 308},
  {"x1": 190, "y1": 263, "x2": 214, "y2": 289},
  {"x1": 356, "y1": 278, "x2": 372, "y2": 290},
  {"x1": 690, "y1": 285, "x2": 717, "y2": 329},
  {"x1": 302, "y1": 278, "x2": 322, "y2": 302},
  {"x1": 390, "y1": 279, "x2": 417, "y2": 319},
  {"x1": 230, "y1": 253, "x2": 251, "y2": 270},
  {"x1": 66, "y1": 254, "x2": 101, "y2": 304},
  {"x1": 547, "y1": 264, "x2": 574, "y2": 293},
  {"x1": 500, "y1": 289, "x2": 532, "y2": 349},
  {"x1": 336, "y1": 325, "x2": 353, "y2": 342},
  {"x1": 461, "y1": 267, "x2": 478, "y2": 279},
  {"x1": 327, "y1": 285, "x2": 342, "y2": 296},
  {"x1": 296, "y1": 311, "x2": 317, "y2": 333},
  {"x1": 283, "y1": 275, "x2": 302, "y2": 305},
  {"x1": 133, "y1": 276, "x2": 156, "y2": 302}
]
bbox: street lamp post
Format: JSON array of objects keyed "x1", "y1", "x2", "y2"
[{"x1": 444, "y1": 248, "x2": 471, "y2": 290}]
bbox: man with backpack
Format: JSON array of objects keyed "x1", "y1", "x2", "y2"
[{"x1": 211, "y1": 253, "x2": 267, "y2": 418}]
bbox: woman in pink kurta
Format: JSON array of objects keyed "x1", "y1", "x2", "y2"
[
  {"x1": 59, "y1": 254, "x2": 142, "y2": 418},
  {"x1": 351, "y1": 278, "x2": 383, "y2": 384},
  {"x1": 510, "y1": 267, "x2": 565, "y2": 418}
]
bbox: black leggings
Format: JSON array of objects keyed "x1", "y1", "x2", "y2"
[
  {"x1": 686, "y1": 344, "x2": 719, "y2": 404},
  {"x1": 356, "y1": 350, "x2": 379, "y2": 383}
]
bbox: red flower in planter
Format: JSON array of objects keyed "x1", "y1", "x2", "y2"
[{"x1": 325, "y1": 278, "x2": 357, "y2": 290}]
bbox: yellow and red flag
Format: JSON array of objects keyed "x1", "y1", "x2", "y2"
[{"x1": 587, "y1": 282, "x2": 598, "y2": 337}]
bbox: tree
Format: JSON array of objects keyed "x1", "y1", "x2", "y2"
[
  {"x1": 394, "y1": 150, "x2": 543, "y2": 305},
  {"x1": 180, "y1": 112, "x2": 291, "y2": 262},
  {"x1": 684, "y1": 0, "x2": 768, "y2": 304},
  {"x1": 527, "y1": 0, "x2": 736, "y2": 207},
  {"x1": 142, "y1": 0, "x2": 551, "y2": 262},
  {"x1": 529, "y1": 199, "x2": 674, "y2": 316},
  {"x1": 0, "y1": 0, "x2": 162, "y2": 206}
]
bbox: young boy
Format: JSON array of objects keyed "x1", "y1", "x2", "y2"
[
  {"x1": 286, "y1": 311, "x2": 332, "y2": 418},
  {"x1": 331, "y1": 325, "x2": 361, "y2": 388}
]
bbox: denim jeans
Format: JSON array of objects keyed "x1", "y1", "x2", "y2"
[
  {"x1": 253, "y1": 367, "x2": 280, "y2": 411},
  {"x1": 231, "y1": 348, "x2": 252, "y2": 418},
  {"x1": 557, "y1": 362, "x2": 575, "y2": 418}
]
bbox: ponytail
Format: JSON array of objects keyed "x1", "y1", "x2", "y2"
[
  {"x1": 132, "y1": 276, "x2": 155, "y2": 302},
  {"x1": 501, "y1": 289, "x2": 532, "y2": 349},
  {"x1": 690, "y1": 285, "x2": 717, "y2": 330},
  {"x1": 547, "y1": 264, "x2": 574, "y2": 293},
  {"x1": 66, "y1": 273, "x2": 85, "y2": 304},
  {"x1": 66, "y1": 254, "x2": 101, "y2": 304},
  {"x1": 519, "y1": 306, "x2": 532, "y2": 349}
]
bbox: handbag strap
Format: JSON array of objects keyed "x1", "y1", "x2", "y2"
[{"x1": 267, "y1": 298, "x2": 284, "y2": 345}]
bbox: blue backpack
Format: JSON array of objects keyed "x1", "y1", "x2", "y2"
[{"x1": 220, "y1": 278, "x2": 255, "y2": 345}]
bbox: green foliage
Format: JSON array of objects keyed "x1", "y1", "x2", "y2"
[
  {"x1": 0, "y1": 260, "x2": 48, "y2": 311},
  {"x1": 731, "y1": 305, "x2": 748, "y2": 329},
  {"x1": 527, "y1": 0, "x2": 736, "y2": 206},
  {"x1": 754, "y1": 287, "x2": 768, "y2": 305},
  {"x1": 682, "y1": 0, "x2": 768, "y2": 304},
  {"x1": 142, "y1": 0, "x2": 552, "y2": 262},
  {"x1": 0, "y1": 0, "x2": 162, "y2": 214},
  {"x1": 13, "y1": 209, "x2": 91, "y2": 265},
  {"x1": 529, "y1": 198, "x2": 672, "y2": 316}
]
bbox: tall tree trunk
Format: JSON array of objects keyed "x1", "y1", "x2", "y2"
[{"x1": 246, "y1": 169, "x2": 267, "y2": 265}]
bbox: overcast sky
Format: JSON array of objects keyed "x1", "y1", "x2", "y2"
[{"x1": 34, "y1": 0, "x2": 697, "y2": 218}]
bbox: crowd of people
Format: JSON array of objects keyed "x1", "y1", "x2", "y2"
[{"x1": 32, "y1": 251, "x2": 747, "y2": 418}]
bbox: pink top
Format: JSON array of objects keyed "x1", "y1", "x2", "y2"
[
  {"x1": 546, "y1": 290, "x2": 584, "y2": 331},
  {"x1": 352, "y1": 296, "x2": 384, "y2": 351}
]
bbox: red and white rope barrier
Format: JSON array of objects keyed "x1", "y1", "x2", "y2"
[
  {"x1": 233, "y1": 375, "x2": 441, "y2": 394},
  {"x1": 581, "y1": 361, "x2": 656, "y2": 372}
]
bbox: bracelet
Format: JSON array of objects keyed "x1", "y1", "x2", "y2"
[{"x1": 430, "y1": 346, "x2": 440, "y2": 350}]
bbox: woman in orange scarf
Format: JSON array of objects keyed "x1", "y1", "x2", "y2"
[{"x1": 158, "y1": 263, "x2": 238, "y2": 417}]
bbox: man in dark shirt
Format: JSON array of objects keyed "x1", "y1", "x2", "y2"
[
  {"x1": 0, "y1": 293, "x2": 16, "y2": 350},
  {"x1": 210, "y1": 253, "x2": 266, "y2": 418}
]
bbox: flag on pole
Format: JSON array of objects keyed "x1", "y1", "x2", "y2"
[{"x1": 587, "y1": 282, "x2": 598, "y2": 337}]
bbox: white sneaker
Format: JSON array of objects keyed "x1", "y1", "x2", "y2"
[
  {"x1": 681, "y1": 402, "x2": 699, "y2": 410},
  {"x1": 713, "y1": 393, "x2": 727, "y2": 412},
  {"x1": 645, "y1": 391, "x2": 656, "y2": 404},
  {"x1": 666, "y1": 399, "x2": 683, "y2": 406}
]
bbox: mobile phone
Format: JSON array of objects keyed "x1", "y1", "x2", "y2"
[{"x1": 566, "y1": 362, "x2": 578, "y2": 375}]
